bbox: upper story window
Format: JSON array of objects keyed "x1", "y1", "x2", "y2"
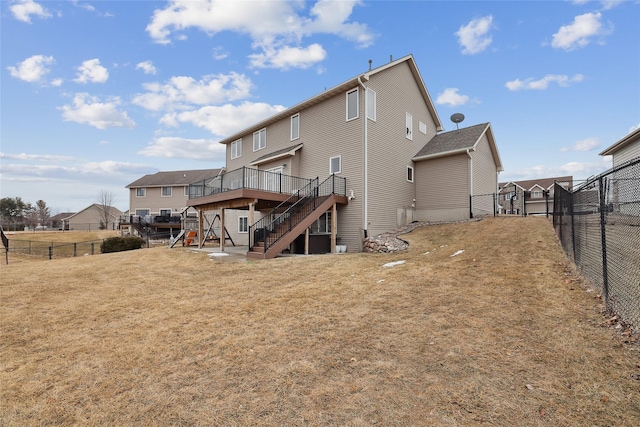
[
  {"x1": 407, "y1": 166, "x2": 414, "y2": 183},
  {"x1": 330, "y1": 155, "x2": 341, "y2": 175},
  {"x1": 346, "y1": 88, "x2": 359, "y2": 121},
  {"x1": 406, "y1": 112, "x2": 413, "y2": 140},
  {"x1": 419, "y1": 121, "x2": 427, "y2": 134},
  {"x1": 533, "y1": 190, "x2": 542, "y2": 198},
  {"x1": 231, "y1": 139, "x2": 242, "y2": 159},
  {"x1": 291, "y1": 113, "x2": 300, "y2": 140},
  {"x1": 161, "y1": 186, "x2": 172, "y2": 197},
  {"x1": 366, "y1": 88, "x2": 376, "y2": 121},
  {"x1": 184, "y1": 186, "x2": 190, "y2": 197},
  {"x1": 159, "y1": 209, "x2": 172, "y2": 216},
  {"x1": 135, "y1": 209, "x2": 149, "y2": 216},
  {"x1": 253, "y1": 128, "x2": 266, "y2": 151},
  {"x1": 136, "y1": 188, "x2": 146, "y2": 198}
]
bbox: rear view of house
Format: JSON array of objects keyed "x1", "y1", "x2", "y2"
[{"x1": 186, "y1": 54, "x2": 503, "y2": 258}]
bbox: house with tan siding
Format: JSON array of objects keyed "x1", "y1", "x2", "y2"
[
  {"x1": 62, "y1": 204, "x2": 122, "y2": 231},
  {"x1": 187, "y1": 54, "x2": 503, "y2": 258},
  {"x1": 599, "y1": 127, "x2": 640, "y2": 167},
  {"x1": 498, "y1": 176, "x2": 572, "y2": 216}
]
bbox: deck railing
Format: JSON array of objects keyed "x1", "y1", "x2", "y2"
[
  {"x1": 187, "y1": 166, "x2": 315, "y2": 199},
  {"x1": 249, "y1": 174, "x2": 346, "y2": 254}
]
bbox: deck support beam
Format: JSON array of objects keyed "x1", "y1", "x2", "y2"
[
  {"x1": 220, "y1": 208, "x2": 225, "y2": 251},
  {"x1": 198, "y1": 209, "x2": 204, "y2": 249},
  {"x1": 304, "y1": 228, "x2": 309, "y2": 255},
  {"x1": 331, "y1": 203, "x2": 337, "y2": 253}
]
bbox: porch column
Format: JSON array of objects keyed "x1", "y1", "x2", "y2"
[
  {"x1": 248, "y1": 203, "x2": 254, "y2": 247},
  {"x1": 198, "y1": 209, "x2": 204, "y2": 249},
  {"x1": 331, "y1": 203, "x2": 337, "y2": 253},
  {"x1": 304, "y1": 227, "x2": 310, "y2": 255},
  {"x1": 220, "y1": 208, "x2": 225, "y2": 251}
]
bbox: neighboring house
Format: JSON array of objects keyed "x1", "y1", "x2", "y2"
[
  {"x1": 62, "y1": 204, "x2": 122, "y2": 231},
  {"x1": 125, "y1": 169, "x2": 221, "y2": 232},
  {"x1": 50, "y1": 212, "x2": 75, "y2": 230},
  {"x1": 498, "y1": 176, "x2": 573, "y2": 215},
  {"x1": 187, "y1": 54, "x2": 503, "y2": 258},
  {"x1": 599, "y1": 127, "x2": 640, "y2": 167}
]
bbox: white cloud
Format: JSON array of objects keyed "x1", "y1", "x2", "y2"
[
  {"x1": 0, "y1": 152, "x2": 76, "y2": 162},
  {"x1": 551, "y1": 12, "x2": 612, "y2": 50},
  {"x1": 505, "y1": 74, "x2": 584, "y2": 91},
  {"x1": 435, "y1": 88, "x2": 471, "y2": 107},
  {"x1": 145, "y1": 0, "x2": 373, "y2": 70},
  {"x1": 571, "y1": 0, "x2": 623, "y2": 11},
  {"x1": 10, "y1": 0, "x2": 51, "y2": 23},
  {"x1": 132, "y1": 72, "x2": 253, "y2": 112},
  {"x1": 160, "y1": 102, "x2": 285, "y2": 136},
  {"x1": 501, "y1": 157, "x2": 612, "y2": 182},
  {"x1": 6, "y1": 54, "x2": 54, "y2": 83},
  {"x1": 138, "y1": 137, "x2": 226, "y2": 161},
  {"x1": 74, "y1": 59, "x2": 109, "y2": 83},
  {"x1": 249, "y1": 43, "x2": 327, "y2": 69},
  {"x1": 455, "y1": 15, "x2": 494, "y2": 55},
  {"x1": 561, "y1": 137, "x2": 600, "y2": 152},
  {"x1": 58, "y1": 93, "x2": 136, "y2": 130},
  {"x1": 136, "y1": 60, "x2": 157, "y2": 75}
]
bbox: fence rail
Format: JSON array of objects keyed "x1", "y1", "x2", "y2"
[
  {"x1": 553, "y1": 157, "x2": 640, "y2": 330},
  {"x1": 5, "y1": 238, "x2": 105, "y2": 260}
]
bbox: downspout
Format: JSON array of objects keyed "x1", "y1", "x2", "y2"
[
  {"x1": 467, "y1": 148, "x2": 473, "y2": 218},
  {"x1": 358, "y1": 76, "x2": 368, "y2": 233}
]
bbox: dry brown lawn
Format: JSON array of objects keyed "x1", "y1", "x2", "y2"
[{"x1": 1, "y1": 217, "x2": 639, "y2": 426}]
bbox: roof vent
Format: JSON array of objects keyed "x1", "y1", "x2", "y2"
[{"x1": 368, "y1": 59, "x2": 372, "y2": 71}]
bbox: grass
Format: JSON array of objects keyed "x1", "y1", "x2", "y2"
[
  {"x1": 1, "y1": 217, "x2": 639, "y2": 426},
  {"x1": 3, "y1": 230, "x2": 119, "y2": 260}
]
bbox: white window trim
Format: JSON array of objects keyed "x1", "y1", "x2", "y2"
[
  {"x1": 159, "y1": 208, "x2": 172, "y2": 216},
  {"x1": 135, "y1": 188, "x2": 146, "y2": 198},
  {"x1": 253, "y1": 128, "x2": 266, "y2": 152},
  {"x1": 135, "y1": 209, "x2": 150, "y2": 216},
  {"x1": 366, "y1": 88, "x2": 376, "y2": 121},
  {"x1": 330, "y1": 155, "x2": 342, "y2": 175},
  {"x1": 161, "y1": 186, "x2": 172, "y2": 197},
  {"x1": 231, "y1": 139, "x2": 242, "y2": 159},
  {"x1": 291, "y1": 113, "x2": 300, "y2": 141},
  {"x1": 184, "y1": 186, "x2": 189, "y2": 197},
  {"x1": 419, "y1": 121, "x2": 427, "y2": 134},
  {"x1": 238, "y1": 216, "x2": 248, "y2": 234},
  {"x1": 406, "y1": 112, "x2": 413, "y2": 140},
  {"x1": 407, "y1": 166, "x2": 414, "y2": 183},
  {"x1": 346, "y1": 88, "x2": 359, "y2": 121}
]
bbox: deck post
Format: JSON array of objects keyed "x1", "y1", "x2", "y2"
[
  {"x1": 304, "y1": 227, "x2": 309, "y2": 255},
  {"x1": 220, "y1": 208, "x2": 225, "y2": 251},
  {"x1": 331, "y1": 203, "x2": 337, "y2": 253},
  {"x1": 248, "y1": 203, "x2": 254, "y2": 247},
  {"x1": 198, "y1": 209, "x2": 204, "y2": 249}
]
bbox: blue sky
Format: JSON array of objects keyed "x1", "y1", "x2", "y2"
[{"x1": 1, "y1": 0, "x2": 639, "y2": 213}]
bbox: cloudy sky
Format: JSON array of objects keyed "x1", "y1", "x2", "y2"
[{"x1": 2, "y1": 0, "x2": 639, "y2": 213}]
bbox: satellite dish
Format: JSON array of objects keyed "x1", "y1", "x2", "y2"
[{"x1": 450, "y1": 113, "x2": 465, "y2": 131}]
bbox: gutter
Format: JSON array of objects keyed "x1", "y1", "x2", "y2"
[{"x1": 358, "y1": 76, "x2": 369, "y2": 232}]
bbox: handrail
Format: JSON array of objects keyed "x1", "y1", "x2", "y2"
[
  {"x1": 187, "y1": 166, "x2": 314, "y2": 199},
  {"x1": 249, "y1": 174, "x2": 346, "y2": 254}
]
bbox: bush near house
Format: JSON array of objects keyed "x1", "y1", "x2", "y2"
[{"x1": 100, "y1": 236, "x2": 145, "y2": 253}]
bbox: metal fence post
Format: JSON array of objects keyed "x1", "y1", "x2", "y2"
[
  {"x1": 598, "y1": 177, "x2": 610, "y2": 311},
  {"x1": 48, "y1": 246, "x2": 53, "y2": 260},
  {"x1": 73, "y1": 242, "x2": 77, "y2": 257}
]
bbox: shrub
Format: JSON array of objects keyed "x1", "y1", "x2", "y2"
[{"x1": 100, "y1": 236, "x2": 146, "y2": 253}]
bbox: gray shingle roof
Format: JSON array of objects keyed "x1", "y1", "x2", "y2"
[
  {"x1": 499, "y1": 176, "x2": 573, "y2": 192},
  {"x1": 250, "y1": 143, "x2": 303, "y2": 165},
  {"x1": 414, "y1": 123, "x2": 489, "y2": 159},
  {"x1": 126, "y1": 169, "x2": 221, "y2": 188}
]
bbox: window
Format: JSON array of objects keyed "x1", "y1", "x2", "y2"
[
  {"x1": 330, "y1": 155, "x2": 341, "y2": 175},
  {"x1": 346, "y1": 88, "x2": 359, "y2": 121},
  {"x1": 184, "y1": 186, "x2": 190, "y2": 197},
  {"x1": 419, "y1": 121, "x2": 427, "y2": 134},
  {"x1": 161, "y1": 186, "x2": 172, "y2": 197},
  {"x1": 313, "y1": 211, "x2": 332, "y2": 234},
  {"x1": 533, "y1": 190, "x2": 542, "y2": 198},
  {"x1": 291, "y1": 113, "x2": 300, "y2": 140},
  {"x1": 231, "y1": 139, "x2": 242, "y2": 159},
  {"x1": 238, "y1": 216, "x2": 248, "y2": 233},
  {"x1": 136, "y1": 188, "x2": 146, "y2": 197},
  {"x1": 366, "y1": 88, "x2": 376, "y2": 121},
  {"x1": 407, "y1": 166, "x2": 414, "y2": 183},
  {"x1": 253, "y1": 128, "x2": 266, "y2": 151},
  {"x1": 160, "y1": 209, "x2": 171, "y2": 216},
  {"x1": 406, "y1": 112, "x2": 413, "y2": 140},
  {"x1": 135, "y1": 209, "x2": 149, "y2": 216}
]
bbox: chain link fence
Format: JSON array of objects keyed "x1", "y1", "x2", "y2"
[{"x1": 553, "y1": 157, "x2": 640, "y2": 330}]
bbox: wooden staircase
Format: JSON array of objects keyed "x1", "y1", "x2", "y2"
[{"x1": 247, "y1": 195, "x2": 341, "y2": 260}]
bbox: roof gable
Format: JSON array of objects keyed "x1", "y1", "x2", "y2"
[
  {"x1": 499, "y1": 176, "x2": 573, "y2": 192},
  {"x1": 599, "y1": 127, "x2": 640, "y2": 156},
  {"x1": 219, "y1": 54, "x2": 443, "y2": 144},
  {"x1": 126, "y1": 169, "x2": 221, "y2": 188}
]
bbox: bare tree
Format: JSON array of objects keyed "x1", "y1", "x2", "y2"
[
  {"x1": 96, "y1": 190, "x2": 116, "y2": 230},
  {"x1": 35, "y1": 200, "x2": 51, "y2": 227}
]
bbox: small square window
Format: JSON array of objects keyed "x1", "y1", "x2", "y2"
[
  {"x1": 330, "y1": 155, "x2": 341, "y2": 175},
  {"x1": 238, "y1": 216, "x2": 248, "y2": 233},
  {"x1": 419, "y1": 121, "x2": 427, "y2": 134},
  {"x1": 161, "y1": 187, "x2": 172, "y2": 197},
  {"x1": 136, "y1": 188, "x2": 146, "y2": 197},
  {"x1": 231, "y1": 139, "x2": 242, "y2": 159},
  {"x1": 407, "y1": 166, "x2": 414, "y2": 183}
]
